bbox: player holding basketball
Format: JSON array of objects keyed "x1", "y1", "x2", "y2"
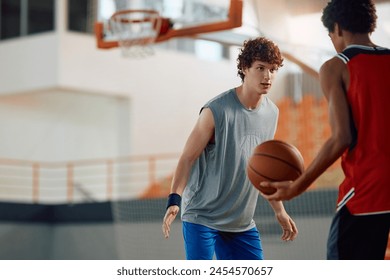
[
  {"x1": 162, "y1": 37, "x2": 298, "y2": 260},
  {"x1": 261, "y1": 0, "x2": 390, "y2": 260}
]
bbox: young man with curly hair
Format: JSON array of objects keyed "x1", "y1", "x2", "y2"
[
  {"x1": 261, "y1": 0, "x2": 390, "y2": 260},
  {"x1": 162, "y1": 37, "x2": 298, "y2": 260}
]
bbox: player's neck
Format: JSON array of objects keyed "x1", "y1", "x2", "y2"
[
  {"x1": 344, "y1": 32, "x2": 376, "y2": 48},
  {"x1": 235, "y1": 85, "x2": 263, "y2": 110}
]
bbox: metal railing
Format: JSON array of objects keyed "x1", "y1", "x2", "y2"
[{"x1": 0, "y1": 153, "x2": 179, "y2": 204}]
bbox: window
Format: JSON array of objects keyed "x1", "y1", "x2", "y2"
[
  {"x1": 68, "y1": 0, "x2": 96, "y2": 33},
  {"x1": 0, "y1": 0, "x2": 21, "y2": 39},
  {"x1": 28, "y1": 0, "x2": 54, "y2": 35},
  {"x1": 0, "y1": 0, "x2": 54, "y2": 40}
]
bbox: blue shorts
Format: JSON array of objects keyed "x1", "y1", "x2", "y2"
[{"x1": 182, "y1": 221, "x2": 263, "y2": 260}]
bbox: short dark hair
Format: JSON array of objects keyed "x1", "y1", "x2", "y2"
[
  {"x1": 321, "y1": 0, "x2": 377, "y2": 33},
  {"x1": 237, "y1": 37, "x2": 283, "y2": 82}
]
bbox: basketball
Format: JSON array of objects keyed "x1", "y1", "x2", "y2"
[{"x1": 247, "y1": 140, "x2": 304, "y2": 195}]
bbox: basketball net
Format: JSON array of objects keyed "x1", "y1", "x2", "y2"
[{"x1": 109, "y1": 10, "x2": 162, "y2": 58}]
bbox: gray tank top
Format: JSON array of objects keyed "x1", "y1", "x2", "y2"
[{"x1": 181, "y1": 88, "x2": 279, "y2": 232}]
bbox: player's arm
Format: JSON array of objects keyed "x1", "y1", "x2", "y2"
[
  {"x1": 261, "y1": 57, "x2": 353, "y2": 200},
  {"x1": 292, "y1": 58, "x2": 353, "y2": 192},
  {"x1": 162, "y1": 107, "x2": 215, "y2": 238},
  {"x1": 268, "y1": 200, "x2": 298, "y2": 241},
  {"x1": 170, "y1": 107, "x2": 215, "y2": 195}
]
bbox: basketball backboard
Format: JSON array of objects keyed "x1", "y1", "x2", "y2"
[{"x1": 95, "y1": 0, "x2": 243, "y2": 50}]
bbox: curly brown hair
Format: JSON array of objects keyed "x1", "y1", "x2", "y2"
[{"x1": 237, "y1": 37, "x2": 284, "y2": 82}]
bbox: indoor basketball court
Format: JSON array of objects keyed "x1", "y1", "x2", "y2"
[{"x1": 0, "y1": 0, "x2": 389, "y2": 270}]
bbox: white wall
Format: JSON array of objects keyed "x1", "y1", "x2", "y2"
[
  {"x1": 0, "y1": 33, "x2": 59, "y2": 95},
  {"x1": 0, "y1": 89, "x2": 128, "y2": 161}
]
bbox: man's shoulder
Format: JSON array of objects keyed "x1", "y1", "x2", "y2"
[
  {"x1": 205, "y1": 88, "x2": 235, "y2": 106},
  {"x1": 320, "y1": 56, "x2": 345, "y2": 75}
]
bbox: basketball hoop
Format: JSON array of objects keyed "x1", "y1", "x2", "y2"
[
  {"x1": 109, "y1": 10, "x2": 163, "y2": 58},
  {"x1": 95, "y1": 1, "x2": 243, "y2": 54}
]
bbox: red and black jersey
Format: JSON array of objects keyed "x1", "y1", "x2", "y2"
[{"x1": 336, "y1": 45, "x2": 390, "y2": 215}]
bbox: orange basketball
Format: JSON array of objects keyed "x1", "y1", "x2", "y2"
[{"x1": 247, "y1": 140, "x2": 304, "y2": 195}]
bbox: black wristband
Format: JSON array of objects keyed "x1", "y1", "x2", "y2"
[{"x1": 166, "y1": 193, "x2": 181, "y2": 209}]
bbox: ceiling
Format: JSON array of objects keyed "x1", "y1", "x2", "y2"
[
  {"x1": 199, "y1": 0, "x2": 390, "y2": 71},
  {"x1": 284, "y1": 0, "x2": 390, "y2": 15}
]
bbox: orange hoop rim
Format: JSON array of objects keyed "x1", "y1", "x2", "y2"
[{"x1": 109, "y1": 9, "x2": 161, "y2": 24}]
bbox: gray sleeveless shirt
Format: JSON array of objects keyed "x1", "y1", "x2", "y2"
[{"x1": 181, "y1": 88, "x2": 279, "y2": 232}]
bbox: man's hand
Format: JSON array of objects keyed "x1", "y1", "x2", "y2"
[
  {"x1": 275, "y1": 210, "x2": 298, "y2": 241},
  {"x1": 162, "y1": 205, "x2": 180, "y2": 239},
  {"x1": 260, "y1": 180, "x2": 297, "y2": 201}
]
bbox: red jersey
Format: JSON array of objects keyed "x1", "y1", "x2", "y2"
[{"x1": 336, "y1": 45, "x2": 390, "y2": 215}]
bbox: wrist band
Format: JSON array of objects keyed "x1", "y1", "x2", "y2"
[{"x1": 166, "y1": 193, "x2": 181, "y2": 209}]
